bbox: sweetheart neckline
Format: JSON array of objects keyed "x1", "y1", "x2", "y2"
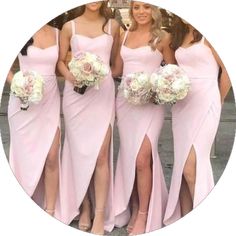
[
  {"x1": 72, "y1": 33, "x2": 113, "y2": 40},
  {"x1": 122, "y1": 45, "x2": 162, "y2": 56},
  {"x1": 29, "y1": 44, "x2": 58, "y2": 50}
]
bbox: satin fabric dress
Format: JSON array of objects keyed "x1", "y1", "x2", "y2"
[
  {"x1": 164, "y1": 37, "x2": 221, "y2": 225},
  {"x1": 114, "y1": 31, "x2": 168, "y2": 232},
  {"x1": 8, "y1": 28, "x2": 61, "y2": 215},
  {"x1": 59, "y1": 20, "x2": 115, "y2": 232}
]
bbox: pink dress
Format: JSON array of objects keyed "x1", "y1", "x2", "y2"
[
  {"x1": 59, "y1": 20, "x2": 115, "y2": 232},
  {"x1": 8, "y1": 28, "x2": 61, "y2": 214},
  {"x1": 164, "y1": 37, "x2": 221, "y2": 225},
  {"x1": 114, "y1": 32, "x2": 168, "y2": 232}
]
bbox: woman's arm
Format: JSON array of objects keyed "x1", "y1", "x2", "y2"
[
  {"x1": 161, "y1": 31, "x2": 177, "y2": 65},
  {"x1": 110, "y1": 19, "x2": 121, "y2": 67},
  {"x1": 57, "y1": 21, "x2": 76, "y2": 84},
  {"x1": 6, "y1": 57, "x2": 18, "y2": 84},
  {"x1": 206, "y1": 40, "x2": 231, "y2": 104},
  {"x1": 111, "y1": 31, "x2": 124, "y2": 78},
  {"x1": 6, "y1": 70, "x2": 14, "y2": 84}
]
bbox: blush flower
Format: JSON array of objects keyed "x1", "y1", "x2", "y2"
[
  {"x1": 68, "y1": 52, "x2": 110, "y2": 94},
  {"x1": 150, "y1": 64, "x2": 190, "y2": 105},
  {"x1": 11, "y1": 70, "x2": 44, "y2": 110}
]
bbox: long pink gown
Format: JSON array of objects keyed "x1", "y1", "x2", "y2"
[
  {"x1": 8, "y1": 28, "x2": 61, "y2": 215},
  {"x1": 114, "y1": 32, "x2": 168, "y2": 232},
  {"x1": 59, "y1": 20, "x2": 115, "y2": 232},
  {"x1": 164, "y1": 37, "x2": 222, "y2": 225}
]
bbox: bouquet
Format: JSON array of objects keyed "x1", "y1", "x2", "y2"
[
  {"x1": 68, "y1": 52, "x2": 110, "y2": 94},
  {"x1": 150, "y1": 64, "x2": 190, "y2": 105},
  {"x1": 10, "y1": 70, "x2": 44, "y2": 110},
  {"x1": 119, "y1": 72, "x2": 152, "y2": 105}
]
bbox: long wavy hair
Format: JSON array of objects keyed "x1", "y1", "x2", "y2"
[
  {"x1": 129, "y1": 2, "x2": 164, "y2": 50},
  {"x1": 20, "y1": 37, "x2": 34, "y2": 56},
  {"x1": 170, "y1": 14, "x2": 202, "y2": 51},
  {"x1": 70, "y1": 1, "x2": 112, "y2": 33}
]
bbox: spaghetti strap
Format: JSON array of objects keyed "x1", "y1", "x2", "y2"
[
  {"x1": 122, "y1": 31, "x2": 129, "y2": 45},
  {"x1": 71, "y1": 20, "x2": 76, "y2": 35}
]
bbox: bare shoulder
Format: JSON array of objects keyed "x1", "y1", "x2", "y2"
[
  {"x1": 60, "y1": 20, "x2": 74, "y2": 38},
  {"x1": 61, "y1": 21, "x2": 70, "y2": 31},
  {"x1": 160, "y1": 30, "x2": 172, "y2": 43}
]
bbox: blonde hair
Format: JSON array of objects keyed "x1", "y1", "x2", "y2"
[{"x1": 129, "y1": 2, "x2": 164, "y2": 50}]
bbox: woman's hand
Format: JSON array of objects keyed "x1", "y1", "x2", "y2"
[{"x1": 64, "y1": 71, "x2": 76, "y2": 85}]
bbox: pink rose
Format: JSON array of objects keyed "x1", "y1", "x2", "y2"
[{"x1": 82, "y1": 62, "x2": 93, "y2": 74}]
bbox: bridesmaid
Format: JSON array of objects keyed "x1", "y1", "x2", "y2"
[
  {"x1": 57, "y1": 1, "x2": 120, "y2": 235},
  {"x1": 112, "y1": 1, "x2": 175, "y2": 235},
  {"x1": 7, "y1": 23, "x2": 61, "y2": 217},
  {"x1": 163, "y1": 16, "x2": 231, "y2": 225}
]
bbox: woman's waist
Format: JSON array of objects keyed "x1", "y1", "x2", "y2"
[
  {"x1": 20, "y1": 70, "x2": 57, "y2": 79},
  {"x1": 20, "y1": 64, "x2": 56, "y2": 76},
  {"x1": 64, "y1": 73, "x2": 113, "y2": 89},
  {"x1": 187, "y1": 79, "x2": 220, "y2": 98},
  {"x1": 122, "y1": 67, "x2": 158, "y2": 76}
]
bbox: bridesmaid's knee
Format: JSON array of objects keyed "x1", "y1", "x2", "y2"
[
  {"x1": 45, "y1": 153, "x2": 58, "y2": 171},
  {"x1": 96, "y1": 151, "x2": 109, "y2": 167},
  {"x1": 183, "y1": 166, "x2": 196, "y2": 186},
  {"x1": 136, "y1": 154, "x2": 151, "y2": 172}
]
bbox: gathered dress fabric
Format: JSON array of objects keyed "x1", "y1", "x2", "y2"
[
  {"x1": 164, "y1": 37, "x2": 221, "y2": 225},
  {"x1": 114, "y1": 31, "x2": 168, "y2": 232},
  {"x1": 59, "y1": 20, "x2": 115, "y2": 232},
  {"x1": 8, "y1": 29, "x2": 61, "y2": 216}
]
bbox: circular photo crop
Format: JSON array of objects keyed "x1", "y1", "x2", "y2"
[{"x1": 0, "y1": 0, "x2": 235, "y2": 235}]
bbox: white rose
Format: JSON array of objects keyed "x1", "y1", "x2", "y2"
[
  {"x1": 87, "y1": 74, "x2": 96, "y2": 82},
  {"x1": 159, "y1": 92, "x2": 176, "y2": 103},
  {"x1": 123, "y1": 89, "x2": 129, "y2": 98},
  {"x1": 176, "y1": 89, "x2": 188, "y2": 100},
  {"x1": 157, "y1": 77, "x2": 168, "y2": 88},
  {"x1": 130, "y1": 80, "x2": 141, "y2": 91},
  {"x1": 172, "y1": 79, "x2": 185, "y2": 91},
  {"x1": 12, "y1": 71, "x2": 26, "y2": 88},
  {"x1": 126, "y1": 73, "x2": 135, "y2": 80},
  {"x1": 100, "y1": 64, "x2": 109, "y2": 76},
  {"x1": 137, "y1": 73, "x2": 149, "y2": 86},
  {"x1": 150, "y1": 73, "x2": 158, "y2": 86},
  {"x1": 86, "y1": 52, "x2": 97, "y2": 61},
  {"x1": 29, "y1": 92, "x2": 42, "y2": 103},
  {"x1": 93, "y1": 61, "x2": 101, "y2": 73},
  {"x1": 12, "y1": 86, "x2": 25, "y2": 97}
]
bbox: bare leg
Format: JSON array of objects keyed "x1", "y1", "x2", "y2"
[
  {"x1": 91, "y1": 126, "x2": 112, "y2": 235},
  {"x1": 44, "y1": 128, "x2": 60, "y2": 216},
  {"x1": 130, "y1": 136, "x2": 152, "y2": 235},
  {"x1": 78, "y1": 192, "x2": 92, "y2": 231},
  {"x1": 180, "y1": 146, "x2": 196, "y2": 216},
  {"x1": 126, "y1": 178, "x2": 139, "y2": 233},
  {"x1": 179, "y1": 176, "x2": 193, "y2": 216}
]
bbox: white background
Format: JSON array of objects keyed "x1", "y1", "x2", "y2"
[{"x1": 0, "y1": 0, "x2": 235, "y2": 235}]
